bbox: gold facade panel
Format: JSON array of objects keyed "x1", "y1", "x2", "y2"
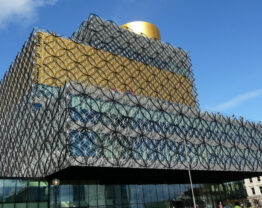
[{"x1": 34, "y1": 32, "x2": 196, "y2": 107}]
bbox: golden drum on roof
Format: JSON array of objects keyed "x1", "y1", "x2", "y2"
[{"x1": 121, "y1": 21, "x2": 161, "y2": 40}]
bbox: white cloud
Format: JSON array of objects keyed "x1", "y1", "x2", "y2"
[
  {"x1": 208, "y1": 88, "x2": 262, "y2": 111},
  {"x1": 0, "y1": 0, "x2": 58, "y2": 28}
]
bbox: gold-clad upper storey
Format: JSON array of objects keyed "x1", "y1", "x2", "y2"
[
  {"x1": 121, "y1": 21, "x2": 161, "y2": 40},
  {"x1": 34, "y1": 32, "x2": 195, "y2": 107}
]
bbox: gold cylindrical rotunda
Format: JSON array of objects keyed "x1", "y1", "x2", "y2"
[{"x1": 121, "y1": 21, "x2": 161, "y2": 40}]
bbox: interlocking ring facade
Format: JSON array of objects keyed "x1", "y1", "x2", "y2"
[{"x1": 0, "y1": 14, "x2": 262, "y2": 177}]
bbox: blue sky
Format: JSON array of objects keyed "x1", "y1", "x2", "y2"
[{"x1": 0, "y1": 0, "x2": 262, "y2": 122}]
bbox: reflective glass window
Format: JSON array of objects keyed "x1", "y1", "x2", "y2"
[
  {"x1": 105, "y1": 185, "x2": 114, "y2": 207},
  {"x1": 129, "y1": 204, "x2": 137, "y2": 208},
  {"x1": 168, "y1": 184, "x2": 176, "y2": 201},
  {"x1": 183, "y1": 184, "x2": 193, "y2": 208},
  {"x1": 136, "y1": 185, "x2": 144, "y2": 204},
  {"x1": 206, "y1": 185, "x2": 215, "y2": 208},
  {"x1": 163, "y1": 184, "x2": 170, "y2": 202},
  {"x1": 79, "y1": 184, "x2": 88, "y2": 207},
  {"x1": 178, "y1": 184, "x2": 186, "y2": 207},
  {"x1": 193, "y1": 184, "x2": 202, "y2": 207},
  {"x1": 137, "y1": 204, "x2": 145, "y2": 208},
  {"x1": 15, "y1": 180, "x2": 27, "y2": 208},
  {"x1": 3, "y1": 180, "x2": 16, "y2": 208},
  {"x1": 0, "y1": 179, "x2": 251, "y2": 208},
  {"x1": 143, "y1": 184, "x2": 157, "y2": 205},
  {"x1": 121, "y1": 185, "x2": 129, "y2": 205},
  {"x1": 28, "y1": 181, "x2": 39, "y2": 208},
  {"x1": 205, "y1": 192, "x2": 213, "y2": 208},
  {"x1": 156, "y1": 184, "x2": 165, "y2": 206},
  {"x1": 142, "y1": 185, "x2": 150, "y2": 205},
  {"x1": 128, "y1": 185, "x2": 138, "y2": 204},
  {"x1": 71, "y1": 185, "x2": 80, "y2": 207},
  {"x1": 97, "y1": 184, "x2": 106, "y2": 206},
  {"x1": 198, "y1": 185, "x2": 208, "y2": 208},
  {"x1": 60, "y1": 185, "x2": 70, "y2": 207},
  {"x1": 39, "y1": 181, "x2": 48, "y2": 208},
  {"x1": 49, "y1": 186, "x2": 55, "y2": 208},
  {"x1": 121, "y1": 184, "x2": 137, "y2": 205},
  {"x1": 88, "y1": 184, "x2": 98, "y2": 207},
  {"x1": 224, "y1": 183, "x2": 231, "y2": 196},
  {"x1": 0, "y1": 180, "x2": 4, "y2": 204},
  {"x1": 150, "y1": 184, "x2": 158, "y2": 204},
  {"x1": 218, "y1": 184, "x2": 226, "y2": 202},
  {"x1": 231, "y1": 183, "x2": 236, "y2": 192},
  {"x1": 114, "y1": 185, "x2": 122, "y2": 206},
  {"x1": 59, "y1": 184, "x2": 80, "y2": 208},
  {"x1": 211, "y1": 184, "x2": 221, "y2": 205}
]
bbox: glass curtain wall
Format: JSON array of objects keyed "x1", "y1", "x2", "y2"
[
  {"x1": 0, "y1": 179, "x2": 48, "y2": 208},
  {"x1": 0, "y1": 179, "x2": 247, "y2": 208}
]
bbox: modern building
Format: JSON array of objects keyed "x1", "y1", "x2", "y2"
[{"x1": 0, "y1": 14, "x2": 262, "y2": 208}]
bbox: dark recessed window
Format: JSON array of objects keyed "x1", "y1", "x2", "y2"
[
  {"x1": 252, "y1": 188, "x2": 255, "y2": 195},
  {"x1": 250, "y1": 178, "x2": 253, "y2": 183},
  {"x1": 258, "y1": 177, "x2": 261, "y2": 182},
  {"x1": 260, "y1": 187, "x2": 262, "y2": 194}
]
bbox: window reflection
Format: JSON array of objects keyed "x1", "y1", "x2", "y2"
[
  {"x1": 60, "y1": 185, "x2": 70, "y2": 207},
  {"x1": 0, "y1": 178, "x2": 249, "y2": 208},
  {"x1": 28, "y1": 181, "x2": 39, "y2": 208},
  {"x1": 105, "y1": 184, "x2": 114, "y2": 207},
  {"x1": 39, "y1": 181, "x2": 48, "y2": 208},
  {"x1": 114, "y1": 185, "x2": 122, "y2": 206},
  {"x1": 88, "y1": 183, "x2": 98, "y2": 207},
  {"x1": 79, "y1": 183, "x2": 88, "y2": 207},
  {"x1": 15, "y1": 180, "x2": 27, "y2": 208},
  {"x1": 0, "y1": 180, "x2": 3, "y2": 204},
  {"x1": 97, "y1": 184, "x2": 106, "y2": 206},
  {"x1": 3, "y1": 180, "x2": 16, "y2": 208},
  {"x1": 136, "y1": 185, "x2": 144, "y2": 204}
]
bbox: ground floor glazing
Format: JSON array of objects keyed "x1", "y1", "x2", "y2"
[{"x1": 0, "y1": 179, "x2": 248, "y2": 208}]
